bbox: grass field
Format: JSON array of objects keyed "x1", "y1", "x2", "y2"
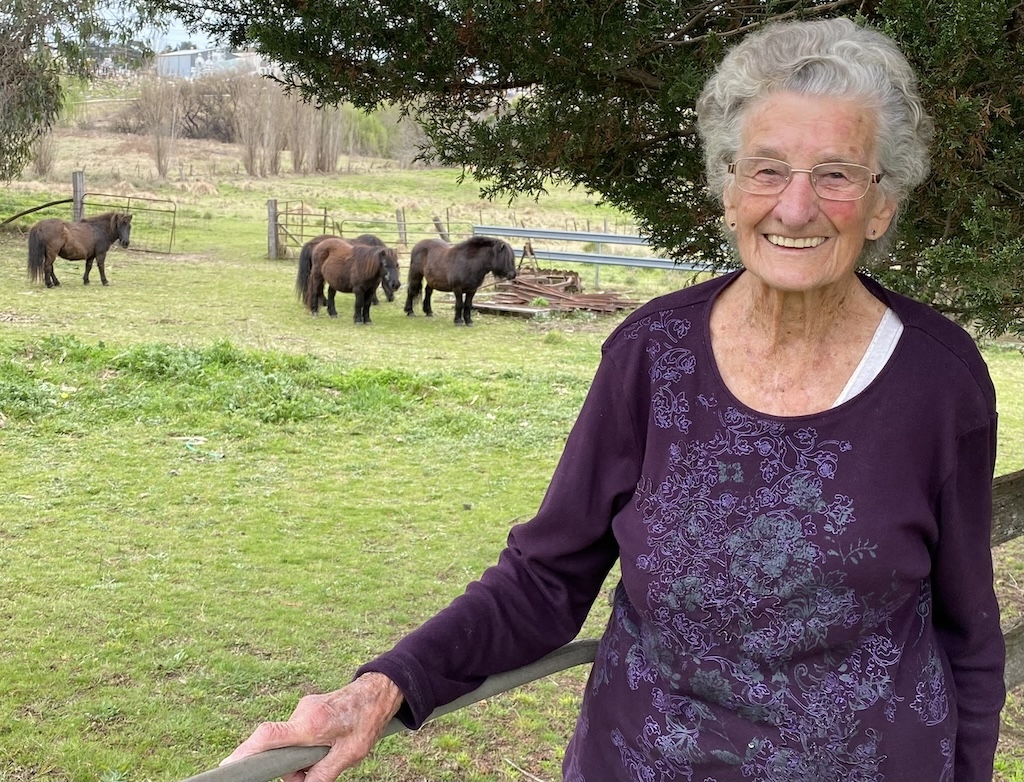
[{"x1": 0, "y1": 135, "x2": 1022, "y2": 781}]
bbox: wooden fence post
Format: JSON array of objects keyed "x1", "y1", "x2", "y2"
[
  {"x1": 72, "y1": 171, "x2": 85, "y2": 220},
  {"x1": 267, "y1": 199, "x2": 280, "y2": 259},
  {"x1": 396, "y1": 208, "x2": 407, "y2": 246},
  {"x1": 432, "y1": 215, "x2": 450, "y2": 242}
]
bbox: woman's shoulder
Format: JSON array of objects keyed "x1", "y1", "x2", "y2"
[
  {"x1": 605, "y1": 272, "x2": 735, "y2": 346},
  {"x1": 862, "y1": 274, "x2": 995, "y2": 407}
]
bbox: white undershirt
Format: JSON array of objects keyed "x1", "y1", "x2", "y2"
[{"x1": 832, "y1": 307, "x2": 904, "y2": 407}]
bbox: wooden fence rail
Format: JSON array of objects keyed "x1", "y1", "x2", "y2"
[{"x1": 182, "y1": 468, "x2": 1024, "y2": 782}]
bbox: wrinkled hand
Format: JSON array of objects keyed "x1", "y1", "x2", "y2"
[{"x1": 220, "y1": 673, "x2": 403, "y2": 782}]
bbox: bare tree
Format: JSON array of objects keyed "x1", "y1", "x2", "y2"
[
  {"x1": 136, "y1": 75, "x2": 182, "y2": 178},
  {"x1": 232, "y1": 74, "x2": 293, "y2": 176},
  {"x1": 312, "y1": 104, "x2": 345, "y2": 174},
  {"x1": 231, "y1": 74, "x2": 265, "y2": 176},
  {"x1": 288, "y1": 94, "x2": 317, "y2": 174},
  {"x1": 263, "y1": 87, "x2": 291, "y2": 176},
  {"x1": 378, "y1": 104, "x2": 429, "y2": 168},
  {"x1": 29, "y1": 131, "x2": 58, "y2": 178}
]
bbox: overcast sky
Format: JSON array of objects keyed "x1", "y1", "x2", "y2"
[{"x1": 145, "y1": 21, "x2": 213, "y2": 50}]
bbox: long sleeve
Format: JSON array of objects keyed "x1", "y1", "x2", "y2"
[
  {"x1": 931, "y1": 414, "x2": 1005, "y2": 781},
  {"x1": 358, "y1": 347, "x2": 644, "y2": 728}
]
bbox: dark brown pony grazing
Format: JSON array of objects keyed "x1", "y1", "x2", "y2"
[
  {"x1": 305, "y1": 238, "x2": 401, "y2": 324},
  {"x1": 27, "y1": 212, "x2": 133, "y2": 287},
  {"x1": 404, "y1": 236, "x2": 517, "y2": 326},
  {"x1": 295, "y1": 233, "x2": 389, "y2": 305}
]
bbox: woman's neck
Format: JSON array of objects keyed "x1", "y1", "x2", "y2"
[
  {"x1": 727, "y1": 271, "x2": 881, "y2": 349},
  {"x1": 709, "y1": 271, "x2": 887, "y2": 416}
]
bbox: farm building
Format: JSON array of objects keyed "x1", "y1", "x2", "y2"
[{"x1": 155, "y1": 49, "x2": 265, "y2": 79}]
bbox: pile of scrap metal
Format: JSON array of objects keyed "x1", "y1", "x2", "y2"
[
  {"x1": 468, "y1": 242, "x2": 639, "y2": 316},
  {"x1": 476, "y1": 269, "x2": 640, "y2": 315}
]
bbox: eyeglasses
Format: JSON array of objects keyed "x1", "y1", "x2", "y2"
[{"x1": 727, "y1": 157, "x2": 884, "y2": 201}]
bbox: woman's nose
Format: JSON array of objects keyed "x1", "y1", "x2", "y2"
[{"x1": 773, "y1": 170, "x2": 820, "y2": 223}]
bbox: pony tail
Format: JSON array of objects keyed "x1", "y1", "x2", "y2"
[
  {"x1": 296, "y1": 243, "x2": 315, "y2": 300},
  {"x1": 27, "y1": 230, "x2": 46, "y2": 282},
  {"x1": 304, "y1": 266, "x2": 321, "y2": 311}
]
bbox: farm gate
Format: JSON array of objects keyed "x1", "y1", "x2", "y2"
[{"x1": 268, "y1": 200, "x2": 468, "y2": 259}]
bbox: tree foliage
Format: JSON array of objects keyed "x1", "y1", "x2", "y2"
[
  {"x1": 159, "y1": 0, "x2": 1023, "y2": 336},
  {"x1": 1, "y1": 0, "x2": 158, "y2": 181}
]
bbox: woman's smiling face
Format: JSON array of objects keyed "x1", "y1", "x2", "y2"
[{"x1": 723, "y1": 91, "x2": 897, "y2": 295}]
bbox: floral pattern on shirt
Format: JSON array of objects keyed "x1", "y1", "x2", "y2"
[{"x1": 580, "y1": 314, "x2": 949, "y2": 782}]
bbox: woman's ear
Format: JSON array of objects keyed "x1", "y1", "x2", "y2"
[
  {"x1": 723, "y1": 185, "x2": 738, "y2": 230},
  {"x1": 866, "y1": 194, "x2": 897, "y2": 239}
]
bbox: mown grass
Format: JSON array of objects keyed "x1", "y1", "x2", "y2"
[
  {"x1": 0, "y1": 338, "x2": 589, "y2": 782},
  {"x1": 0, "y1": 224, "x2": 634, "y2": 782},
  {"x1": 0, "y1": 161, "x2": 1022, "y2": 781}
]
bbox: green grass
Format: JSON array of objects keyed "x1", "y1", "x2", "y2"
[
  {"x1": 0, "y1": 176, "x2": 1022, "y2": 780},
  {"x1": 0, "y1": 338, "x2": 583, "y2": 781}
]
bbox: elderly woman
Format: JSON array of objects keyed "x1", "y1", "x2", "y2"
[{"x1": 224, "y1": 17, "x2": 1004, "y2": 782}]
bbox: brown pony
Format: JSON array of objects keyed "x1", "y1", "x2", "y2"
[
  {"x1": 27, "y1": 212, "x2": 133, "y2": 287},
  {"x1": 404, "y1": 236, "x2": 517, "y2": 326},
  {"x1": 305, "y1": 239, "x2": 401, "y2": 324},
  {"x1": 295, "y1": 233, "x2": 389, "y2": 306}
]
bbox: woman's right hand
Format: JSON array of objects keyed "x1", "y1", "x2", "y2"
[{"x1": 219, "y1": 672, "x2": 404, "y2": 782}]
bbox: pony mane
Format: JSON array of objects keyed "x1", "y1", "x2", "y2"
[
  {"x1": 350, "y1": 244, "x2": 386, "y2": 277},
  {"x1": 82, "y1": 211, "x2": 120, "y2": 223},
  {"x1": 456, "y1": 236, "x2": 501, "y2": 251}
]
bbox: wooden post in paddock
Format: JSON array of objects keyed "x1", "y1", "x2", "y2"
[
  {"x1": 432, "y1": 214, "x2": 450, "y2": 242},
  {"x1": 267, "y1": 199, "x2": 281, "y2": 259},
  {"x1": 396, "y1": 208, "x2": 407, "y2": 246},
  {"x1": 72, "y1": 171, "x2": 85, "y2": 221}
]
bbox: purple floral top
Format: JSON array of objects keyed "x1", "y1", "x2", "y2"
[{"x1": 360, "y1": 272, "x2": 1004, "y2": 781}]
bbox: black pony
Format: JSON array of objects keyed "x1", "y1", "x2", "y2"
[
  {"x1": 27, "y1": 212, "x2": 133, "y2": 287},
  {"x1": 295, "y1": 233, "x2": 389, "y2": 305},
  {"x1": 404, "y1": 236, "x2": 517, "y2": 326},
  {"x1": 306, "y1": 238, "x2": 401, "y2": 324}
]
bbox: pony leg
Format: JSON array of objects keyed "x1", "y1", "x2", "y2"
[
  {"x1": 326, "y1": 288, "x2": 339, "y2": 318},
  {"x1": 404, "y1": 277, "x2": 421, "y2": 316},
  {"x1": 453, "y1": 291, "x2": 465, "y2": 325},
  {"x1": 96, "y1": 253, "x2": 109, "y2": 286},
  {"x1": 463, "y1": 290, "x2": 476, "y2": 326},
  {"x1": 83, "y1": 257, "x2": 94, "y2": 285},
  {"x1": 306, "y1": 271, "x2": 323, "y2": 315},
  {"x1": 362, "y1": 289, "x2": 373, "y2": 323},
  {"x1": 354, "y1": 290, "x2": 370, "y2": 325},
  {"x1": 423, "y1": 286, "x2": 434, "y2": 317},
  {"x1": 46, "y1": 253, "x2": 60, "y2": 288}
]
